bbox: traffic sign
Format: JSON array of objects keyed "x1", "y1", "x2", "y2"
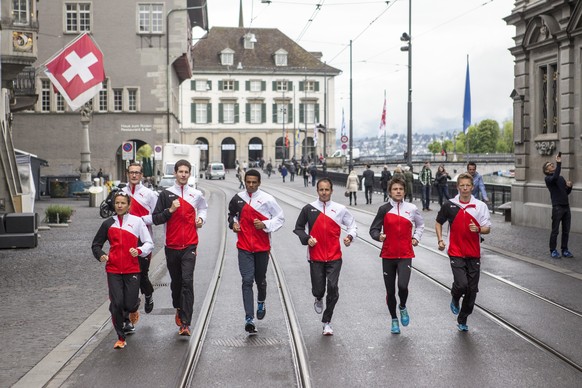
[
  {"x1": 122, "y1": 141, "x2": 135, "y2": 161},
  {"x1": 154, "y1": 145, "x2": 162, "y2": 160},
  {"x1": 341, "y1": 135, "x2": 348, "y2": 143},
  {"x1": 341, "y1": 144, "x2": 347, "y2": 150}
]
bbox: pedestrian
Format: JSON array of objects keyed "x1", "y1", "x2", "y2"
[
  {"x1": 363, "y1": 164, "x2": 375, "y2": 204},
  {"x1": 281, "y1": 164, "x2": 288, "y2": 182},
  {"x1": 293, "y1": 178, "x2": 357, "y2": 336},
  {"x1": 310, "y1": 163, "x2": 317, "y2": 187},
  {"x1": 434, "y1": 164, "x2": 451, "y2": 207},
  {"x1": 152, "y1": 159, "x2": 208, "y2": 336},
  {"x1": 122, "y1": 162, "x2": 158, "y2": 324},
  {"x1": 243, "y1": 160, "x2": 248, "y2": 171},
  {"x1": 419, "y1": 161, "x2": 433, "y2": 211},
  {"x1": 392, "y1": 165, "x2": 404, "y2": 181},
  {"x1": 380, "y1": 165, "x2": 392, "y2": 202},
  {"x1": 543, "y1": 154, "x2": 574, "y2": 258},
  {"x1": 91, "y1": 191, "x2": 153, "y2": 349},
  {"x1": 289, "y1": 163, "x2": 296, "y2": 182},
  {"x1": 266, "y1": 161, "x2": 273, "y2": 178},
  {"x1": 369, "y1": 177, "x2": 424, "y2": 334},
  {"x1": 302, "y1": 164, "x2": 309, "y2": 187},
  {"x1": 467, "y1": 162, "x2": 489, "y2": 202},
  {"x1": 228, "y1": 169, "x2": 285, "y2": 334},
  {"x1": 346, "y1": 170, "x2": 359, "y2": 206},
  {"x1": 237, "y1": 165, "x2": 245, "y2": 189},
  {"x1": 403, "y1": 166, "x2": 414, "y2": 202},
  {"x1": 435, "y1": 173, "x2": 491, "y2": 332},
  {"x1": 97, "y1": 168, "x2": 103, "y2": 179}
]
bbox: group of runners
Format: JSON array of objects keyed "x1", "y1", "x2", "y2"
[{"x1": 92, "y1": 160, "x2": 491, "y2": 349}]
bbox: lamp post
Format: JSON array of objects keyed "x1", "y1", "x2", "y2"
[
  {"x1": 400, "y1": 0, "x2": 412, "y2": 167},
  {"x1": 281, "y1": 93, "x2": 287, "y2": 161}
]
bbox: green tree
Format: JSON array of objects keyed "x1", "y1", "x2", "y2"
[
  {"x1": 499, "y1": 120, "x2": 514, "y2": 153},
  {"x1": 136, "y1": 144, "x2": 153, "y2": 161},
  {"x1": 428, "y1": 140, "x2": 442, "y2": 155},
  {"x1": 466, "y1": 119, "x2": 499, "y2": 153}
]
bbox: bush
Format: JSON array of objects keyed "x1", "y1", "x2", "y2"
[{"x1": 44, "y1": 205, "x2": 73, "y2": 224}]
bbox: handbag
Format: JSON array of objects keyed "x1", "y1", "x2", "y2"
[{"x1": 344, "y1": 190, "x2": 350, "y2": 197}]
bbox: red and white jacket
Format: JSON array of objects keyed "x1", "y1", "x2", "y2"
[
  {"x1": 152, "y1": 182, "x2": 208, "y2": 249},
  {"x1": 294, "y1": 199, "x2": 357, "y2": 262},
  {"x1": 123, "y1": 182, "x2": 158, "y2": 228},
  {"x1": 369, "y1": 198, "x2": 424, "y2": 259},
  {"x1": 228, "y1": 189, "x2": 285, "y2": 252},
  {"x1": 91, "y1": 213, "x2": 153, "y2": 274}
]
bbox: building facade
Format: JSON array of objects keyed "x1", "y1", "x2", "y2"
[
  {"x1": 12, "y1": 0, "x2": 208, "y2": 181},
  {"x1": 506, "y1": 0, "x2": 581, "y2": 232},
  {"x1": 181, "y1": 27, "x2": 341, "y2": 169}
]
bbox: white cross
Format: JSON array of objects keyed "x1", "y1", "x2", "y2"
[{"x1": 62, "y1": 51, "x2": 98, "y2": 83}]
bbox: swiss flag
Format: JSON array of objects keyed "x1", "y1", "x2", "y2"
[{"x1": 44, "y1": 33, "x2": 105, "y2": 111}]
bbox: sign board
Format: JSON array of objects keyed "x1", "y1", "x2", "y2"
[
  {"x1": 122, "y1": 141, "x2": 135, "y2": 161},
  {"x1": 222, "y1": 144, "x2": 236, "y2": 150},
  {"x1": 197, "y1": 144, "x2": 208, "y2": 150},
  {"x1": 154, "y1": 145, "x2": 162, "y2": 160},
  {"x1": 341, "y1": 144, "x2": 348, "y2": 150},
  {"x1": 249, "y1": 144, "x2": 263, "y2": 150},
  {"x1": 340, "y1": 135, "x2": 348, "y2": 143}
]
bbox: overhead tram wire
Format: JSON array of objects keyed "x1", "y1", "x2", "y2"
[{"x1": 296, "y1": 0, "x2": 327, "y2": 42}]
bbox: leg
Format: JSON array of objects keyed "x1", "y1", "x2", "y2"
[
  {"x1": 549, "y1": 206, "x2": 561, "y2": 251},
  {"x1": 179, "y1": 246, "x2": 197, "y2": 325},
  {"x1": 309, "y1": 260, "x2": 326, "y2": 301},
  {"x1": 449, "y1": 257, "x2": 469, "y2": 308},
  {"x1": 322, "y1": 260, "x2": 343, "y2": 323},
  {"x1": 107, "y1": 273, "x2": 126, "y2": 340},
  {"x1": 165, "y1": 247, "x2": 183, "y2": 310},
  {"x1": 138, "y1": 254, "x2": 154, "y2": 297},
  {"x1": 238, "y1": 249, "x2": 256, "y2": 319},
  {"x1": 254, "y1": 251, "x2": 270, "y2": 303},
  {"x1": 458, "y1": 259, "x2": 481, "y2": 325},
  {"x1": 396, "y1": 259, "x2": 412, "y2": 308},
  {"x1": 560, "y1": 207, "x2": 571, "y2": 251},
  {"x1": 123, "y1": 273, "x2": 141, "y2": 314},
  {"x1": 382, "y1": 259, "x2": 398, "y2": 319}
]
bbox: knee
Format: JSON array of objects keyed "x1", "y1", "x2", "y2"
[{"x1": 241, "y1": 275, "x2": 254, "y2": 288}]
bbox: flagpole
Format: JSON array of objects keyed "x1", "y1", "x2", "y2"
[
  {"x1": 383, "y1": 90, "x2": 387, "y2": 158},
  {"x1": 348, "y1": 40, "x2": 354, "y2": 172},
  {"x1": 463, "y1": 54, "x2": 471, "y2": 156}
]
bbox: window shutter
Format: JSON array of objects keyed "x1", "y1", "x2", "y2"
[
  {"x1": 246, "y1": 103, "x2": 250, "y2": 123},
  {"x1": 218, "y1": 103, "x2": 223, "y2": 123},
  {"x1": 207, "y1": 103, "x2": 212, "y2": 123},
  {"x1": 299, "y1": 81, "x2": 304, "y2": 91},
  {"x1": 315, "y1": 104, "x2": 320, "y2": 123},
  {"x1": 299, "y1": 104, "x2": 304, "y2": 123},
  {"x1": 218, "y1": 80, "x2": 223, "y2": 90},
  {"x1": 235, "y1": 104, "x2": 240, "y2": 123},
  {"x1": 190, "y1": 80, "x2": 196, "y2": 90},
  {"x1": 245, "y1": 81, "x2": 250, "y2": 91},
  {"x1": 272, "y1": 104, "x2": 277, "y2": 123},
  {"x1": 207, "y1": 80, "x2": 212, "y2": 90},
  {"x1": 315, "y1": 82, "x2": 320, "y2": 92},
  {"x1": 288, "y1": 81, "x2": 293, "y2": 91},
  {"x1": 287, "y1": 103, "x2": 293, "y2": 123},
  {"x1": 262, "y1": 81, "x2": 266, "y2": 91},
  {"x1": 191, "y1": 103, "x2": 196, "y2": 123},
  {"x1": 261, "y1": 104, "x2": 266, "y2": 123},
  {"x1": 272, "y1": 81, "x2": 276, "y2": 91},
  {"x1": 235, "y1": 81, "x2": 239, "y2": 91}
]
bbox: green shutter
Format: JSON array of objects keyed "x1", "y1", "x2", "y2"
[
  {"x1": 218, "y1": 80, "x2": 223, "y2": 90},
  {"x1": 315, "y1": 103, "x2": 320, "y2": 123},
  {"x1": 261, "y1": 104, "x2": 266, "y2": 123},
  {"x1": 288, "y1": 81, "x2": 293, "y2": 91},
  {"x1": 299, "y1": 81, "x2": 304, "y2": 91},
  {"x1": 207, "y1": 80, "x2": 212, "y2": 90},
  {"x1": 218, "y1": 103, "x2": 223, "y2": 123},
  {"x1": 246, "y1": 103, "x2": 250, "y2": 123},
  {"x1": 235, "y1": 81, "x2": 239, "y2": 91},
  {"x1": 245, "y1": 80, "x2": 250, "y2": 91},
  {"x1": 315, "y1": 82, "x2": 320, "y2": 92},
  {"x1": 262, "y1": 81, "x2": 266, "y2": 91},
  {"x1": 299, "y1": 104, "x2": 304, "y2": 123},
  {"x1": 207, "y1": 103, "x2": 212, "y2": 123},
  {"x1": 272, "y1": 81, "x2": 276, "y2": 91},
  {"x1": 190, "y1": 80, "x2": 196, "y2": 90},
  {"x1": 272, "y1": 104, "x2": 277, "y2": 123},
  {"x1": 287, "y1": 103, "x2": 293, "y2": 123},
  {"x1": 235, "y1": 104, "x2": 240, "y2": 123},
  {"x1": 191, "y1": 103, "x2": 196, "y2": 123}
]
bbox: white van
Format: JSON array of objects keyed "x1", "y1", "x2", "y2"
[{"x1": 205, "y1": 162, "x2": 225, "y2": 180}]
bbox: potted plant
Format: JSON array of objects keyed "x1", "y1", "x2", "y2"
[{"x1": 44, "y1": 205, "x2": 73, "y2": 224}]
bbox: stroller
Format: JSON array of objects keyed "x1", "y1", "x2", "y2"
[{"x1": 99, "y1": 183, "x2": 126, "y2": 218}]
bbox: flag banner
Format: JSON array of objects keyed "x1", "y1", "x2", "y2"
[
  {"x1": 340, "y1": 108, "x2": 347, "y2": 137},
  {"x1": 463, "y1": 56, "x2": 471, "y2": 133},
  {"x1": 378, "y1": 93, "x2": 387, "y2": 139},
  {"x1": 313, "y1": 125, "x2": 318, "y2": 147},
  {"x1": 44, "y1": 33, "x2": 105, "y2": 111},
  {"x1": 295, "y1": 128, "x2": 300, "y2": 146}
]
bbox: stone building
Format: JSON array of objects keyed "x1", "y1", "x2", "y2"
[
  {"x1": 506, "y1": 0, "x2": 581, "y2": 232},
  {"x1": 181, "y1": 27, "x2": 341, "y2": 169}
]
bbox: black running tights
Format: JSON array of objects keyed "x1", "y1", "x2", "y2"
[{"x1": 382, "y1": 258, "x2": 412, "y2": 319}]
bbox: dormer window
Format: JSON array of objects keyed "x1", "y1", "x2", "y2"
[
  {"x1": 274, "y1": 49, "x2": 288, "y2": 67},
  {"x1": 220, "y1": 48, "x2": 235, "y2": 66},
  {"x1": 244, "y1": 33, "x2": 256, "y2": 49}
]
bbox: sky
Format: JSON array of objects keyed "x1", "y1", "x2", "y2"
[{"x1": 198, "y1": 0, "x2": 515, "y2": 138}]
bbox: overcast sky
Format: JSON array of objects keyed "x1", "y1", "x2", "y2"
[{"x1": 200, "y1": 0, "x2": 515, "y2": 138}]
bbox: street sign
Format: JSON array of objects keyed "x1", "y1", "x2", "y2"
[
  {"x1": 122, "y1": 141, "x2": 135, "y2": 161},
  {"x1": 154, "y1": 144, "x2": 162, "y2": 160},
  {"x1": 341, "y1": 144, "x2": 347, "y2": 150},
  {"x1": 340, "y1": 135, "x2": 348, "y2": 143}
]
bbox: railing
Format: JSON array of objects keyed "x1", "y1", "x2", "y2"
[{"x1": 13, "y1": 66, "x2": 36, "y2": 96}]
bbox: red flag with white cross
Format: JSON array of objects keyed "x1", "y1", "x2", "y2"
[{"x1": 44, "y1": 33, "x2": 105, "y2": 111}]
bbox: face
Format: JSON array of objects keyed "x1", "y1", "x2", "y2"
[
  {"x1": 467, "y1": 165, "x2": 476, "y2": 176},
  {"x1": 245, "y1": 175, "x2": 261, "y2": 194},
  {"x1": 175, "y1": 165, "x2": 191, "y2": 186},
  {"x1": 545, "y1": 162, "x2": 555, "y2": 175},
  {"x1": 127, "y1": 166, "x2": 143, "y2": 185},
  {"x1": 317, "y1": 181, "x2": 333, "y2": 202},
  {"x1": 389, "y1": 183, "x2": 405, "y2": 201},
  {"x1": 457, "y1": 178, "x2": 474, "y2": 198},
  {"x1": 114, "y1": 194, "x2": 130, "y2": 215}
]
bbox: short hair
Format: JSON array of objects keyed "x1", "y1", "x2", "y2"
[
  {"x1": 366, "y1": 164, "x2": 371, "y2": 168},
  {"x1": 457, "y1": 172, "x2": 474, "y2": 184},
  {"x1": 467, "y1": 161, "x2": 477, "y2": 169},
  {"x1": 245, "y1": 169, "x2": 261, "y2": 183},
  {"x1": 127, "y1": 162, "x2": 143, "y2": 173},
  {"x1": 542, "y1": 161, "x2": 552, "y2": 175},
  {"x1": 317, "y1": 177, "x2": 333, "y2": 190},
  {"x1": 113, "y1": 191, "x2": 131, "y2": 205},
  {"x1": 174, "y1": 159, "x2": 191, "y2": 173},
  {"x1": 389, "y1": 177, "x2": 406, "y2": 193}
]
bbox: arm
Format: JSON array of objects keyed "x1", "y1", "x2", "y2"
[
  {"x1": 262, "y1": 198, "x2": 285, "y2": 233},
  {"x1": 152, "y1": 192, "x2": 173, "y2": 225},
  {"x1": 137, "y1": 219, "x2": 154, "y2": 257},
  {"x1": 412, "y1": 206, "x2": 424, "y2": 242},
  {"x1": 195, "y1": 193, "x2": 209, "y2": 225},
  {"x1": 142, "y1": 189, "x2": 159, "y2": 226},
  {"x1": 91, "y1": 221, "x2": 109, "y2": 261},
  {"x1": 227, "y1": 196, "x2": 240, "y2": 230},
  {"x1": 369, "y1": 207, "x2": 386, "y2": 241},
  {"x1": 293, "y1": 207, "x2": 310, "y2": 245},
  {"x1": 342, "y1": 209, "x2": 357, "y2": 241},
  {"x1": 435, "y1": 221, "x2": 446, "y2": 251}
]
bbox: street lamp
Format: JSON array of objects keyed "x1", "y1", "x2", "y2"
[
  {"x1": 280, "y1": 95, "x2": 287, "y2": 161},
  {"x1": 400, "y1": 0, "x2": 412, "y2": 167}
]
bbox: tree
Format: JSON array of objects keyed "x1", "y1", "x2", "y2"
[
  {"x1": 498, "y1": 120, "x2": 514, "y2": 153},
  {"x1": 428, "y1": 140, "x2": 442, "y2": 155},
  {"x1": 466, "y1": 119, "x2": 499, "y2": 153}
]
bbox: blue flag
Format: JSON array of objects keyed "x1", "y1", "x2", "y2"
[{"x1": 463, "y1": 56, "x2": 471, "y2": 133}]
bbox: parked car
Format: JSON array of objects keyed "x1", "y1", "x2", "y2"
[{"x1": 205, "y1": 162, "x2": 226, "y2": 180}]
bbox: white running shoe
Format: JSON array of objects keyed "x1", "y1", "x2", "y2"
[
  {"x1": 314, "y1": 298, "x2": 324, "y2": 314},
  {"x1": 322, "y1": 322, "x2": 333, "y2": 336}
]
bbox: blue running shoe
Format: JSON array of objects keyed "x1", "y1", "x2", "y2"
[
  {"x1": 551, "y1": 250, "x2": 561, "y2": 259},
  {"x1": 391, "y1": 318, "x2": 400, "y2": 334},
  {"x1": 245, "y1": 318, "x2": 257, "y2": 334},
  {"x1": 399, "y1": 306, "x2": 409, "y2": 326},
  {"x1": 457, "y1": 323, "x2": 469, "y2": 332},
  {"x1": 562, "y1": 250, "x2": 574, "y2": 258},
  {"x1": 257, "y1": 302, "x2": 266, "y2": 320},
  {"x1": 450, "y1": 298, "x2": 460, "y2": 315}
]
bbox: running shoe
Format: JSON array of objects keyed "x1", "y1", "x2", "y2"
[
  {"x1": 399, "y1": 306, "x2": 409, "y2": 327},
  {"x1": 179, "y1": 324, "x2": 191, "y2": 336},
  {"x1": 175, "y1": 309, "x2": 182, "y2": 326},
  {"x1": 245, "y1": 318, "x2": 257, "y2": 334},
  {"x1": 457, "y1": 323, "x2": 469, "y2": 332},
  {"x1": 257, "y1": 301, "x2": 266, "y2": 320},
  {"x1": 314, "y1": 298, "x2": 324, "y2": 314},
  {"x1": 450, "y1": 298, "x2": 460, "y2": 315},
  {"x1": 144, "y1": 295, "x2": 154, "y2": 314},
  {"x1": 123, "y1": 321, "x2": 135, "y2": 334},
  {"x1": 114, "y1": 339, "x2": 127, "y2": 349},
  {"x1": 391, "y1": 318, "x2": 400, "y2": 334},
  {"x1": 129, "y1": 311, "x2": 140, "y2": 325},
  {"x1": 551, "y1": 249, "x2": 561, "y2": 259},
  {"x1": 562, "y1": 250, "x2": 574, "y2": 258},
  {"x1": 322, "y1": 322, "x2": 334, "y2": 336}
]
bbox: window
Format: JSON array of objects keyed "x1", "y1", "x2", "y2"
[
  {"x1": 56, "y1": 94, "x2": 65, "y2": 112},
  {"x1": 244, "y1": 33, "x2": 256, "y2": 49},
  {"x1": 138, "y1": 4, "x2": 163, "y2": 34},
  {"x1": 223, "y1": 80, "x2": 235, "y2": 91},
  {"x1": 539, "y1": 64, "x2": 558, "y2": 134},
  {"x1": 113, "y1": 89, "x2": 123, "y2": 112},
  {"x1": 305, "y1": 81, "x2": 316, "y2": 92},
  {"x1": 276, "y1": 81, "x2": 288, "y2": 92},
  {"x1": 250, "y1": 80, "x2": 262, "y2": 92},
  {"x1": 65, "y1": 3, "x2": 91, "y2": 33},
  {"x1": 195, "y1": 80, "x2": 209, "y2": 91},
  {"x1": 220, "y1": 49, "x2": 234, "y2": 66},
  {"x1": 12, "y1": 0, "x2": 29, "y2": 25},
  {"x1": 250, "y1": 103, "x2": 262, "y2": 124},
  {"x1": 128, "y1": 89, "x2": 137, "y2": 112},
  {"x1": 300, "y1": 103, "x2": 318, "y2": 124},
  {"x1": 274, "y1": 49, "x2": 288, "y2": 66},
  {"x1": 196, "y1": 103, "x2": 208, "y2": 124},
  {"x1": 41, "y1": 80, "x2": 50, "y2": 112},
  {"x1": 276, "y1": 103, "x2": 287, "y2": 124},
  {"x1": 223, "y1": 103, "x2": 235, "y2": 124},
  {"x1": 98, "y1": 82, "x2": 108, "y2": 112}
]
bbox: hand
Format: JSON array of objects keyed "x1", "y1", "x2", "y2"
[
  {"x1": 308, "y1": 237, "x2": 317, "y2": 247},
  {"x1": 129, "y1": 248, "x2": 139, "y2": 257},
  {"x1": 412, "y1": 238, "x2": 418, "y2": 247},
  {"x1": 196, "y1": 218, "x2": 203, "y2": 228},
  {"x1": 437, "y1": 240, "x2": 445, "y2": 251},
  {"x1": 232, "y1": 222, "x2": 241, "y2": 233},
  {"x1": 169, "y1": 199, "x2": 180, "y2": 213},
  {"x1": 100, "y1": 254, "x2": 108, "y2": 262},
  {"x1": 343, "y1": 236, "x2": 352, "y2": 247},
  {"x1": 566, "y1": 180, "x2": 573, "y2": 188},
  {"x1": 469, "y1": 221, "x2": 480, "y2": 233},
  {"x1": 379, "y1": 233, "x2": 386, "y2": 242},
  {"x1": 253, "y1": 219, "x2": 266, "y2": 230}
]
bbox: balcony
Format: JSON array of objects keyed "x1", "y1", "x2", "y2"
[{"x1": 11, "y1": 67, "x2": 38, "y2": 112}]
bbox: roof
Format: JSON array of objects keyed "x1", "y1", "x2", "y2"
[{"x1": 192, "y1": 27, "x2": 341, "y2": 76}]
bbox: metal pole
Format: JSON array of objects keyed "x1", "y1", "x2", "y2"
[
  {"x1": 348, "y1": 40, "x2": 353, "y2": 172},
  {"x1": 282, "y1": 91, "x2": 286, "y2": 160},
  {"x1": 323, "y1": 66, "x2": 327, "y2": 158},
  {"x1": 406, "y1": 0, "x2": 412, "y2": 167}
]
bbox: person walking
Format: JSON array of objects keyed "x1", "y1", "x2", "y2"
[
  {"x1": 237, "y1": 165, "x2": 245, "y2": 189},
  {"x1": 435, "y1": 173, "x2": 491, "y2": 332},
  {"x1": 228, "y1": 169, "x2": 285, "y2": 334},
  {"x1": 467, "y1": 162, "x2": 489, "y2": 202},
  {"x1": 380, "y1": 166, "x2": 392, "y2": 202},
  {"x1": 362, "y1": 164, "x2": 375, "y2": 204},
  {"x1": 266, "y1": 161, "x2": 273, "y2": 178},
  {"x1": 419, "y1": 161, "x2": 433, "y2": 211},
  {"x1": 369, "y1": 177, "x2": 424, "y2": 334},
  {"x1": 434, "y1": 164, "x2": 451, "y2": 207},
  {"x1": 281, "y1": 164, "x2": 288, "y2": 182},
  {"x1": 289, "y1": 162, "x2": 296, "y2": 182},
  {"x1": 122, "y1": 163, "x2": 158, "y2": 324},
  {"x1": 91, "y1": 191, "x2": 153, "y2": 349},
  {"x1": 543, "y1": 154, "x2": 574, "y2": 258},
  {"x1": 310, "y1": 163, "x2": 318, "y2": 187},
  {"x1": 152, "y1": 160, "x2": 208, "y2": 337},
  {"x1": 293, "y1": 178, "x2": 357, "y2": 336},
  {"x1": 302, "y1": 164, "x2": 310, "y2": 187},
  {"x1": 346, "y1": 170, "x2": 359, "y2": 206},
  {"x1": 404, "y1": 166, "x2": 414, "y2": 202}
]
